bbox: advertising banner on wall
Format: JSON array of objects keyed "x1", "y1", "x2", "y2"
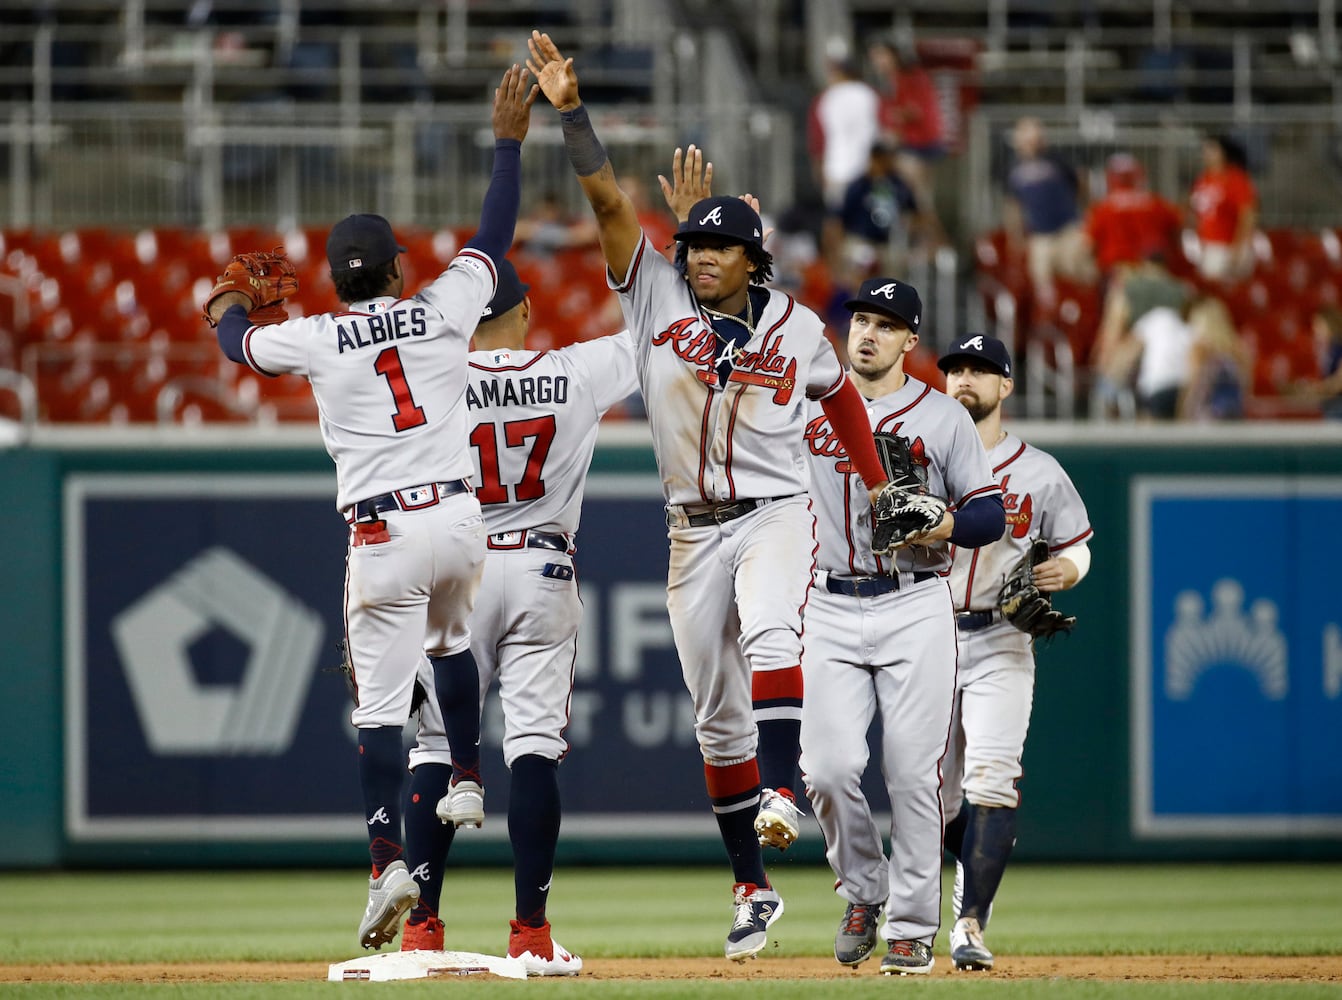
[
  {"x1": 63, "y1": 472, "x2": 725, "y2": 844},
  {"x1": 1130, "y1": 476, "x2": 1342, "y2": 838}
]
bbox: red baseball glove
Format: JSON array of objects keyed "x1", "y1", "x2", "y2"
[{"x1": 202, "y1": 249, "x2": 299, "y2": 327}]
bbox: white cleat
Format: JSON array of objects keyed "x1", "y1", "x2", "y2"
[
  {"x1": 508, "y1": 920, "x2": 582, "y2": 976},
  {"x1": 950, "y1": 916, "x2": 995, "y2": 971},
  {"x1": 435, "y1": 779, "x2": 484, "y2": 828},
  {"x1": 754, "y1": 788, "x2": 803, "y2": 851},
  {"x1": 358, "y1": 860, "x2": 420, "y2": 950}
]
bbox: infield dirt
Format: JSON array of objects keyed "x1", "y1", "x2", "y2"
[{"x1": 3, "y1": 955, "x2": 1340, "y2": 983}]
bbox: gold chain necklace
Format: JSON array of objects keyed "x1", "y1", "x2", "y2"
[{"x1": 701, "y1": 295, "x2": 755, "y2": 367}]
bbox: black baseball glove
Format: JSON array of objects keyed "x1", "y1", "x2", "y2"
[
  {"x1": 326, "y1": 640, "x2": 429, "y2": 713},
  {"x1": 999, "y1": 539, "x2": 1077, "y2": 640},
  {"x1": 870, "y1": 432, "x2": 948, "y2": 557}
]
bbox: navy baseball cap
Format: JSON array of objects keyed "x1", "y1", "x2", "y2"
[
  {"x1": 673, "y1": 196, "x2": 764, "y2": 249},
  {"x1": 844, "y1": 277, "x2": 922, "y2": 333},
  {"x1": 937, "y1": 334, "x2": 1013, "y2": 377},
  {"x1": 481, "y1": 259, "x2": 530, "y2": 320},
  {"x1": 326, "y1": 214, "x2": 408, "y2": 273}
]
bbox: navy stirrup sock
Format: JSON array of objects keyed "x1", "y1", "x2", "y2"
[
  {"x1": 358, "y1": 725, "x2": 406, "y2": 875},
  {"x1": 509, "y1": 755, "x2": 561, "y2": 927},
  {"x1": 960, "y1": 804, "x2": 1018, "y2": 923},
  {"x1": 404, "y1": 763, "x2": 454, "y2": 923},
  {"x1": 430, "y1": 651, "x2": 482, "y2": 784}
]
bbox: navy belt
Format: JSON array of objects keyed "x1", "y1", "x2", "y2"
[
  {"x1": 669, "y1": 495, "x2": 795, "y2": 528},
  {"x1": 352, "y1": 479, "x2": 472, "y2": 521},
  {"x1": 825, "y1": 570, "x2": 936, "y2": 597},
  {"x1": 486, "y1": 529, "x2": 574, "y2": 554},
  {"x1": 956, "y1": 609, "x2": 998, "y2": 631}
]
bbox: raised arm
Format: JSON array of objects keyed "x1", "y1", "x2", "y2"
[
  {"x1": 526, "y1": 30, "x2": 642, "y2": 280},
  {"x1": 658, "y1": 145, "x2": 770, "y2": 236},
  {"x1": 465, "y1": 64, "x2": 538, "y2": 262}
]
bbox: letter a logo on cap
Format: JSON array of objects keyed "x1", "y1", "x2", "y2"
[
  {"x1": 958, "y1": 335, "x2": 985, "y2": 351},
  {"x1": 697, "y1": 206, "x2": 724, "y2": 226},
  {"x1": 872, "y1": 282, "x2": 899, "y2": 299}
]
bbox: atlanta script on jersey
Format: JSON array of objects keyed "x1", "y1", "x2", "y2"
[
  {"x1": 946, "y1": 430, "x2": 1092, "y2": 613},
  {"x1": 805, "y1": 375, "x2": 1001, "y2": 577},
  {"x1": 612, "y1": 233, "x2": 848, "y2": 505}
]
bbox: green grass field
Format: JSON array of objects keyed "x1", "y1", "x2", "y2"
[{"x1": 1, "y1": 863, "x2": 1339, "y2": 998}]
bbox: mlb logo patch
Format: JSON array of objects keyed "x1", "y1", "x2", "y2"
[{"x1": 399, "y1": 485, "x2": 437, "y2": 508}]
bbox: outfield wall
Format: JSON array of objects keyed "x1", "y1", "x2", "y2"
[{"x1": 3, "y1": 423, "x2": 1340, "y2": 869}]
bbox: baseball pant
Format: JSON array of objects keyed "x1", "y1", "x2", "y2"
[
  {"x1": 941, "y1": 622, "x2": 1035, "y2": 816},
  {"x1": 411, "y1": 546, "x2": 581, "y2": 768},
  {"x1": 347, "y1": 492, "x2": 485, "y2": 728},
  {"x1": 665, "y1": 495, "x2": 815, "y2": 764},
  {"x1": 800, "y1": 578, "x2": 956, "y2": 944}
]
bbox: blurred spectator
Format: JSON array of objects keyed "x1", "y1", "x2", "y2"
[
  {"x1": 1003, "y1": 117, "x2": 1096, "y2": 311},
  {"x1": 767, "y1": 201, "x2": 826, "y2": 298},
  {"x1": 808, "y1": 46, "x2": 881, "y2": 210},
  {"x1": 1299, "y1": 305, "x2": 1342, "y2": 418},
  {"x1": 825, "y1": 139, "x2": 919, "y2": 278},
  {"x1": 1130, "y1": 301, "x2": 1194, "y2": 420},
  {"x1": 513, "y1": 190, "x2": 599, "y2": 256},
  {"x1": 1189, "y1": 134, "x2": 1257, "y2": 285},
  {"x1": 866, "y1": 37, "x2": 948, "y2": 244},
  {"x1": 1092, "y1": 257, "x2": 1193, "y2": 420},
  {"x1": 1083, "y1": 153, "x2": 1184, "y2": 285},
  {"x1": 1179, "y1": 296, "x2": 1250, "y2": 420}
]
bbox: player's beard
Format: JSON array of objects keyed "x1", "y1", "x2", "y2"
[
  {"x1": 956, "y1": 390, "x2": 996, "y2": 423},
  {"x1": 850, "y1": 354, "x2": 896, "y2": 382}
]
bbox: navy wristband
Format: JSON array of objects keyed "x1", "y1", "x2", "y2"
[{"x1": 558, "y1": 105, "x2": 608, "y2": 177}]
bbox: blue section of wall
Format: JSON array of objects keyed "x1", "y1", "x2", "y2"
[
  {"x1": 1143, "y1": 483, "x2": 1342, "y2": 827},
  {"x1": 77, "y1": 490, "x2": 357, "y2": 826}
]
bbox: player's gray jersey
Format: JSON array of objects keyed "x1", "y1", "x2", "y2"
[
  {"x1": 946, "y1": 432, "x2": 1093, "y2": 612},
  {"x1": 466, "y1": 331, "x2": 638, "y2": 536},
  {"x1": 804, "y1": 375, "x2": 1001, "y2": 576},
  {"x1": 240, "y1": 250, "x2": 497, "y2": 511},
  {"x1": 612, "y1": 234, "x2": 847, "y2": 505}
]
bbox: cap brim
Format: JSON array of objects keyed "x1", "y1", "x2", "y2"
[
  {"x1": 673, "y1": 230, "x2": 749, "y2": 243},
  {"x1": 936, "y1": 352, "x2": 1008, "y2": 375}
]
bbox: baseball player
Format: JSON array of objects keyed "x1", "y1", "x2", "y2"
[
  {"x1": 526, "y1": 31, "x2": 894, "y2": 960},
  {"x1": 205, "y1": 67, "x2": 538, "y2": 950},
  {"x1": 799, "y1": 277, "x2": 1005, "y2": 975},
  {"x1": 398, "y1": 259, "x2": 637, "y2": 975},
  {"x1": 937, "y1": 334, "x2": 1093, "y2": 972}
]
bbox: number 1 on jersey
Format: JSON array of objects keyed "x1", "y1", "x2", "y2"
[{"x1": 374, "y1": 347, "x2": 427, "y2": 431}]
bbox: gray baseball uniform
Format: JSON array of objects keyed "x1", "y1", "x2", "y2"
[
  {"x1": 800, "y1": 374, "x2": 1001, "y2": 945},
  {"x1": 411, "y1": 331, "x2": 638, "y2": 767},
  {"x1": 942, "y1": 432, "x2": 1093, "y2": 814},
  {"x1": 614, "y1": 232, "x2": 847, "y2": 769},
  {"x1": 239, "y1": 250, "x2": 497, "y2": 728}
]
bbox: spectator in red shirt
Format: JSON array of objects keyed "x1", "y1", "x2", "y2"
[
  {"x1": 867, "y1": 37, "x2": 948, "y2": 245},
  {"x1": 1189, "y1": 134, "x2": 1257, "y2": 284},
  {"x1": 1084, "y1": 153, "x2": 1183, "y2": 284}
]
